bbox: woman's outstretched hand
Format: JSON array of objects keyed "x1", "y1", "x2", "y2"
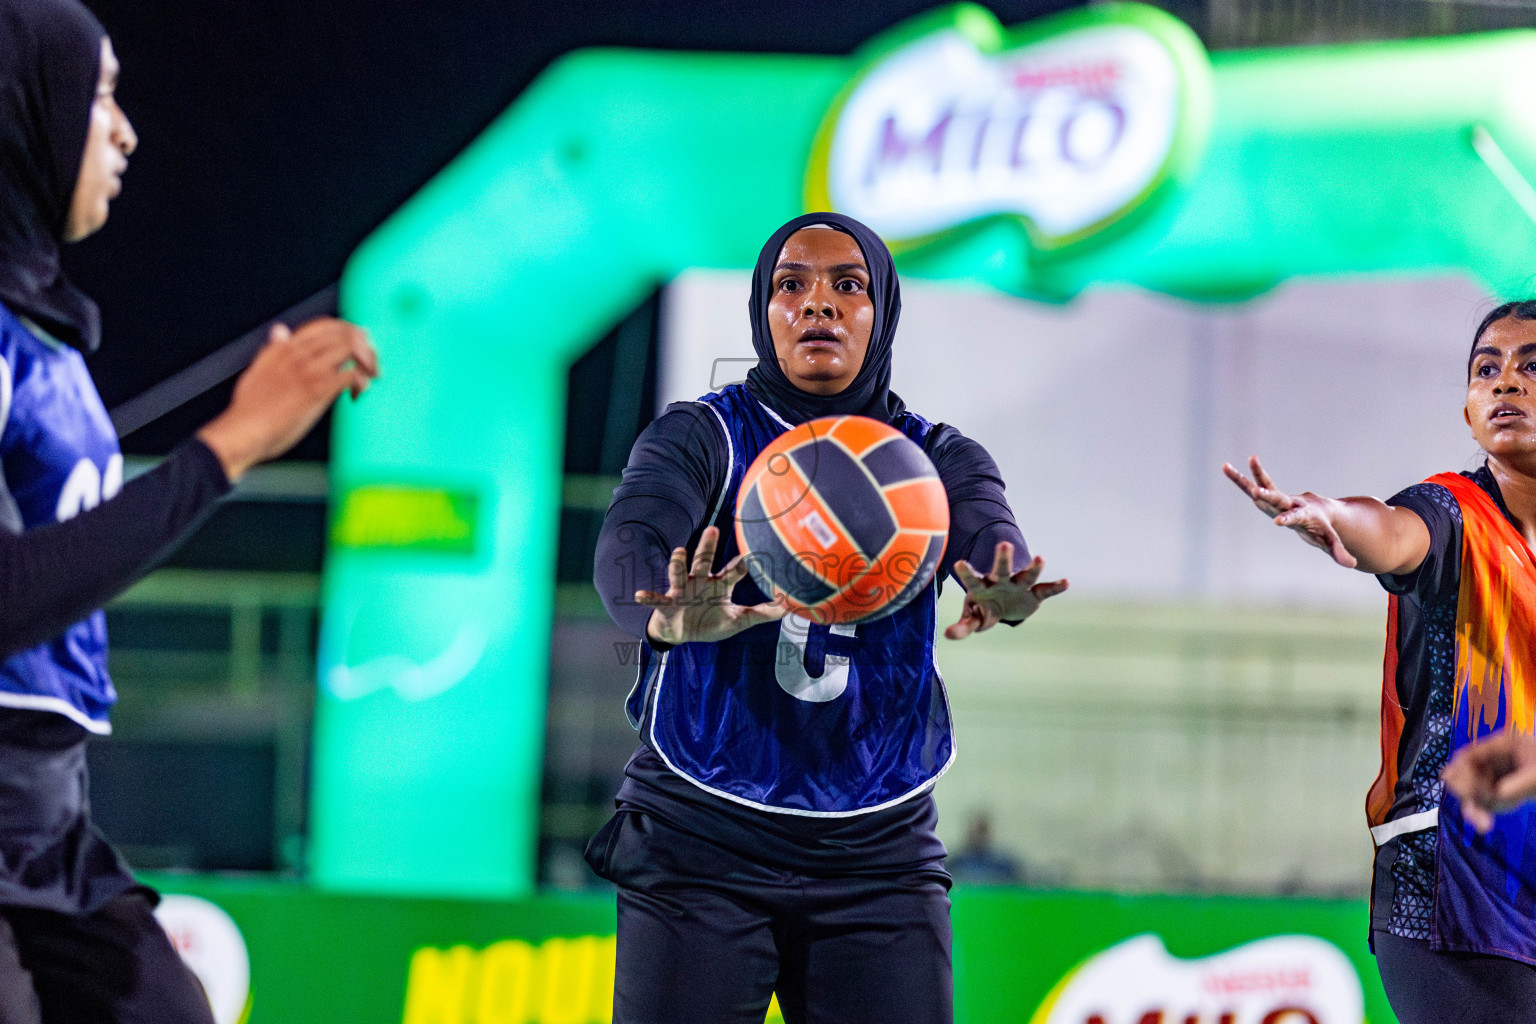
[
  {"x1": 1442, "y1": 731, "x2": 1536, "y2": 833},
  {"x1": 1223, "y1": 455, "x2": 1358, "y2": 568},
  {"x1": 638, "y1": 526, "x2": 786, "y2": 645},
  {"x1": 945, "y1": 542, "x2": 1068, "y2": 640}
]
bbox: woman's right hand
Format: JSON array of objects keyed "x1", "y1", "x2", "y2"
[
  {"x1": 638, "y1": 526, "x2": 786, "y2": 645},
  {"x1": 1222, "y1": 455, "x2": 1358, "y2": 568},
  {"x1": 197, "y1": 317, "x2": 379, "y2": 482}
]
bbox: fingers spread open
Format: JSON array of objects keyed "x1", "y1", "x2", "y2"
[
  {"x1": 1255, "y1": 487, "x2": 1296, "y2": 512},
  {"x1": 691, "y1": 527, "x2": 719, "y2": 578},
  {"x1": 954, "y1": 561, "x2": 984, "y2": 593},
  {"x1": 1250, "y1": 455, "x2": 1278, "y2": 492},
  {"x1": 944, "y1": 614, "x2": 977, "y2": 641},
  {"x1": 667, "y1": 546, "x2": 688, "y2": 591},
  {"x1": 1014, "y1": 555, "x2": 1044, "y2": 587},
  {"x1": 718, "y1": 554, "x2": 750, "y2": 587},
  {"x1": 991, "y1": 542, "x2": 1013, "y2": 580},
  {"x1": 738, "y1": 601, "x2": 788, "y2": 628},
  {"x1": 1223, "y1": 463, "x2": 1258, "y2": 498},
  {"x1": 1032, "y1": 579, "x2": 1069, "y2": 600}
]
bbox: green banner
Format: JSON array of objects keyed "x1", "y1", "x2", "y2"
[{"x1": 144, "y1": 877, "x2": 1396, "y2": 1024}]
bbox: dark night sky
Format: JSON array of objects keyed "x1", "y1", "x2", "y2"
[{"x1": 68, "y1": 0, "x2": 1084, "y2": 455}]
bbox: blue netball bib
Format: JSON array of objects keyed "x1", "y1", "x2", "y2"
[
  {"x1": 627, "y1": 384, "x2": 954, "y2": 816},
  {"x1": 0, "y1": 303, "x2": 122, "y2": 733}
]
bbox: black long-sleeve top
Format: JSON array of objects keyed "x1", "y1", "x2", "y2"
[
  {"x1": 0, "y1": 439, "x2": 231, "y2": 659},
  {"x1": 593, "y1": 403, "x2": 1029, "y2": 636}
]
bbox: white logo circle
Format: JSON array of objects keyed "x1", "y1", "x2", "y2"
[{"x1": 154, "y1": 894, "x2": 252, "y2": 1024}]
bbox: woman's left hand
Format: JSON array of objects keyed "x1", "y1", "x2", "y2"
[{"x1": 945, "y1": 542, "x2": 1068, "y2": 640}]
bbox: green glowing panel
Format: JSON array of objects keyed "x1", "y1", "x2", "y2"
[
  {"x1": 331, "y1": 485, "x2": 481, "y2": 555},
  {"x1": 316, "y1": 0, "x2": 1536, "y2": 897}
]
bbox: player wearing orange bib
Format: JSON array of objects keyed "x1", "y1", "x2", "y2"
[{"x1": 1225, "y1": 301, "x2": 1536, "y2": 1022}]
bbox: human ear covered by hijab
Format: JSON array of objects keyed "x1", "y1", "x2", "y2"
[
  {"x1": 744, "y1": 211, "x2": 906, "y2": 425},
  {"x1": 0, "y1": 0, "x2": 106, "y2": 353}
]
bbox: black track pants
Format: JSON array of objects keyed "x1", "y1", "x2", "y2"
[
  {"x1": 591, "y1": 809, "x2": 952, "y2": 1024},
  {"x1": 1375, "y1": 930, "x2": 1536, "y2": 1024},
  {"x1": 0, "y1": 891, "x2": 213, "y2": 1024}
]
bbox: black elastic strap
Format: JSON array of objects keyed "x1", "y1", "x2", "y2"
[{"x1": 108, "y1": 284, "x2": 338, "y2": 438}]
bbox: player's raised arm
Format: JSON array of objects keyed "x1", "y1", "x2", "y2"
[
  {"x1": 0, "y1": 319, "x2": 377, "y2": 660},
  {"x1": 1222, "y1": 455, "x2": 1431, "y2": 575}
]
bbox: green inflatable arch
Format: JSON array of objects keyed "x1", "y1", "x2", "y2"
[{"x1": 308, "y1": 2, "x2": 1536, "y2": 897}]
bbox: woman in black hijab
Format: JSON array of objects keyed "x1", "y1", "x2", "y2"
[
  {"x1": 0, "y1": 0, "x2": 376, "y2": 1018},
  {"x1": 0, "y1": 0, "x2": 107, "y2": 352},
  {"x1": 589, "y1": 212, "x2": 1065, "y2": 1024}
]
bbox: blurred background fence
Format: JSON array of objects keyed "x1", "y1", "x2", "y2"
[
  {"x1": 1160, "y1": 0, "x2": 1536, "y2": 47},
  {"x1": 933, "y1": 595, "x2": 1383, "y2": 896}
]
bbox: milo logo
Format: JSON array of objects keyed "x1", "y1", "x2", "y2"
[
  {"x1": 1030, "y1": 934, "x2": 1365, "y2": 1024},
  {"x1": 805, "y1": 2, "x2": 1213, "y2": 252}
]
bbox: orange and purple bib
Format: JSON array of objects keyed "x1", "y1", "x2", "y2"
[{"x1": 1371, "y1": 471, "x2": 1536, "y2": 961}]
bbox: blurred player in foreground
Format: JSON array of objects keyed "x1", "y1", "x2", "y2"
[
  {"x1": 0, "y1": 0, "x2": 376, "y2": 1018},
  {"x1": 1443, "y1": 731, "x2": 1536, "y2": 833},
  {"x1": 587, "y1": 213, "x2": 1065, "y2": 1024},
  {"x1": 1225, "y1": 301, "x2": 1536, "y2": 1023}
]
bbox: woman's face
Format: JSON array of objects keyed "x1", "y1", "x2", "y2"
[
  {"x1": 1466, "y1": 316, "x2": 1536, "y2": 460},
  {"x1": 766, "y1": 227, "x2": 874, "y2": 396},
  {"x1": 64, "y1": 37, "x2": 136, "y2": 243}
]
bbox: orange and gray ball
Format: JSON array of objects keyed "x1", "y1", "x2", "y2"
[{"x1": 735, "y1": 415, "x2": 949, "y2": 625}]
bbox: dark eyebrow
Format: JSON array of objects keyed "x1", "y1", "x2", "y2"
[
  {"x1": 1476, "y1": 343, "x2": 1536, "y2": 360},
  {"x1": 772, "y1": 261, "x2": 869, "y2": 275}
]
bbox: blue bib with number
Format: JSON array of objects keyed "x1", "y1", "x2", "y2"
[
  {"x1": 625, "y1": 384, "x2": 953, "y2": 816},
  {"x1": 0, "y1": 304, "x2": 123, "y2": 733}
]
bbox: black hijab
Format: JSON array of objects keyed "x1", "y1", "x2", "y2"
[
  {"x1": 0, "y1": 0, "x2": 106, "y2": 353},
  {"x1": 744, "y1": 212, "x2": 906, "y2": 425}
]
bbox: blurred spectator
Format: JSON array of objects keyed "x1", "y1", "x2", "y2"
[{"x1": 948, "y1": 813, "x2": 1022, "y2": 885}]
